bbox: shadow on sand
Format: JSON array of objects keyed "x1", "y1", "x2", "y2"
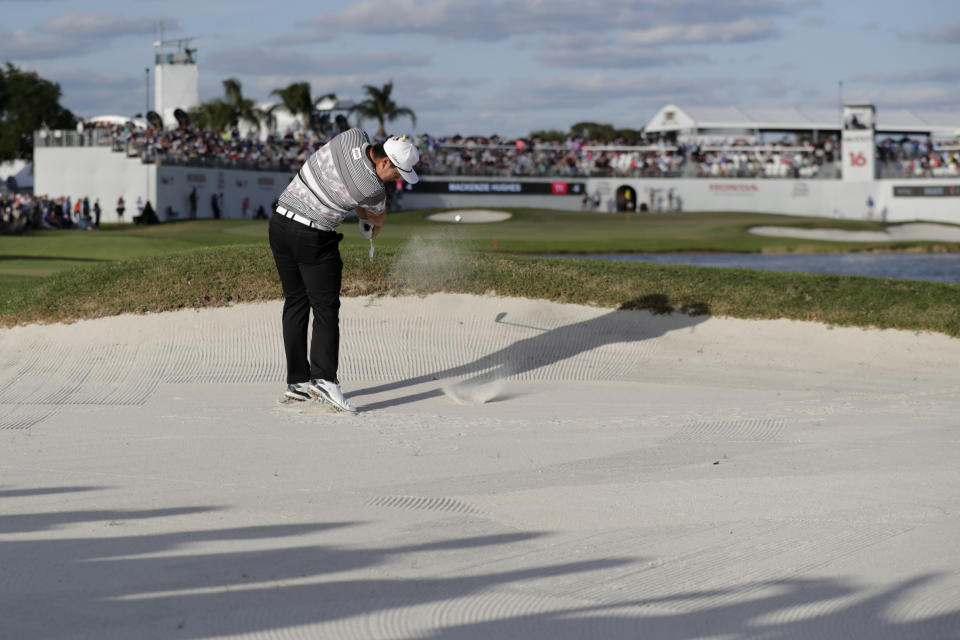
[
  {"x1": 0, "y1": 486, "x2": 956, "y2": 638},
  {"x1": 353, "y1": 296, "x2": 710, "y2": 410}
]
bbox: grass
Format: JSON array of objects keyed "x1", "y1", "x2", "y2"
[
  {"x1": 6, "y1": 210, "x2": 958, "y2": 279},
  {"x1": 0, "y1": 220, "x2": 268, "y2": 280},
  {"x1": 363, "y1": 208, "x2": 960, "y2": 255},
  {"x1": 2, "y1": 210, "x2": 959, "y2": 335}
]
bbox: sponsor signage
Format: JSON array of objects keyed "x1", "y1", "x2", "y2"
[
  {"x1": 893, "y1": 185, "x2": 960, "y2": 197},
  {"x1": 405, "y1": 180, "x2": 586, "y2": 195},
  {"x1": 708, "y1": 183, "x2": 758, "y2": 194},
  {"x1": 187, "y1": 173, "x2": 207, "y2": 183}
]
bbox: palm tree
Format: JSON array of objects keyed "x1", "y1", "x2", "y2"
[
  {"x1": 221, "y1": 78, "x2": 259, "y2": 128},
  {"x1": 187, "y1": 100, "x2": 235, "y2": 131},
  {"x1": 350, "y1": 81, "x2": 416, "y2": 138},
  {"x1": 269, "y1": 82, "x2": 337, "y2": 132},
  {"x1": 187, "y1": 78, "x2": 259, "y2": 131}
]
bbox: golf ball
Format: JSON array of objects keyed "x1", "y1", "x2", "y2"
[{"x1": 455, "y1": 215, "x2": 462, "y2": 222}]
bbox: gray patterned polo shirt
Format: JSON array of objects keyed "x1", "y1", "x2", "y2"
[{"x1": 277, "y1": 128, "x2": 386, "y2": 231}]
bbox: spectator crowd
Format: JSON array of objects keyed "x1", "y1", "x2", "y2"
[
  {"x1": 77, "y1": 123, "x2": 843, "y2": 180},
  {"x1": 1, "y1": 193, "x2": 105, "y2": 233},
  {"x1": 13, "y1": 121, "x2": 959, "y2": 233},
  {"x1": 876, "y1": 137, "x2": 960, "y2": 178},
  {"x1": 34, "y1": 120, "x2": 960, "y2": 182}
]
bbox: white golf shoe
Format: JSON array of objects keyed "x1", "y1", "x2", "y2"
[
  {"x1": 284, "y1": 382, "x2": 312, "y2": 402},
  {"x1": 308, "y1": 378, "x2": 358, "y2": 413}
]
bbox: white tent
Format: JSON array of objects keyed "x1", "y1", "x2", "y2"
[
  {"x1": 236, "y1": 99, "x2": 358, "y2": 140},
  {"x1": 86, "y1": 115, "x2": 148, "y2": 129},
  {"x1": 645, "y1": 104, "x2": 960, "y2": 139},
  {"x1": 0, "y1": 160, "x2": 32, "y2": 190}
]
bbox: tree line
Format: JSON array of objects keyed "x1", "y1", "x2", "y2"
[
  {"x1": 0, "y1": 63, "x2": 77, "y2": 162},
  {"x1": 0, "y1": 63, "x2": 417, "y2": 162},
  {"x1": 1, "y1": 62, "x2": 646, "y2": 164},
  {"x1": 189, "y1": 78, "x2": 416, "y2": 139},
  {"x1": 529, "y1": 122, "x2": 647, "y2": 144}
]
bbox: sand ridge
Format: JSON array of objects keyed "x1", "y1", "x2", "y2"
[
  {"x1": 427, "y1": 209, "x2": 513, "y2": 223},
  {"x1": 748, "y1": 222, "x2": 960, "y2": 242}
]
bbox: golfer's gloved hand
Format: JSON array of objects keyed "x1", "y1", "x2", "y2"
[{"x1": 358, "y1": 218, "x2": 375, "y2": 239}]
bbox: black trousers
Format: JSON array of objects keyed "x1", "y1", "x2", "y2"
[{"x1": 268, "y1": 213, "x2": 343, "y2": 384}]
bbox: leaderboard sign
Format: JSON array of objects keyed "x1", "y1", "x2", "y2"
[
  {"x1": 841, "y1": 104, "x2": 876, "y2": 182},
  {"x1": 893, "y1": 185, "x2": 960, "y2": 197},
  {"x1": 405, "y1": 180, "x2": 586, "y2": 195}
]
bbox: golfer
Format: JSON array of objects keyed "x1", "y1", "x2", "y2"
[{"x1": 270, "y1": 129, "x2": 420, "y2": 412}]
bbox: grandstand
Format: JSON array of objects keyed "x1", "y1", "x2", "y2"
[{"x1": 24, "y1": 102, "x2": 960, "y2": 227}]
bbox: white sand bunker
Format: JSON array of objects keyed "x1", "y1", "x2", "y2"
[
  {"x1": 5, "y1": 295, "x2": 960, "y2": 638},
  {"x1": 427, "y1": 209, "x2": 513, "y2": 223},
  {"x1": 749, "y1": 222, "x2": 960, "y2": 243}
]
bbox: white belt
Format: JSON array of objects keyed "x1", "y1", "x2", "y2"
[{"x1": 275, "y1": 206, "x2": 324, "y2": 229}]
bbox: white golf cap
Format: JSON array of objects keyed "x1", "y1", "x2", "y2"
[{"x1": 383, "y1": 135, "x2": 420, "y2": 184}]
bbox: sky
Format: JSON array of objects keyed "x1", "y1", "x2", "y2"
[{"x1": 2, "y1": 0, "x2": 959, "y2": 138}]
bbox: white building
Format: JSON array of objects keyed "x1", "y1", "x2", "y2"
[{"x1": 153, "y1": 37, "x2": 199, "y2": 128}]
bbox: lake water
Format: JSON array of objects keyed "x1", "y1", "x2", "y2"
[{"x1": 545, "y1": 253, "x2": 960, "y2": 283}]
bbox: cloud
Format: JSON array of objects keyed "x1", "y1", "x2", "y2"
[
  {"x1": 619, "y1": 73, "x2": 801, "y2": 108},
  {"x1": 38, "y1": 12, "x2": 167, "y2": 39},
  {"x1": 298, "y1": 0, "x2": 607, "y2": 40},
  {"x1": 627, "y1": 75, "x2": 752, "y2": 106},
  {"x1": 537, "y1": 43, "x2": 707, "y2": 69},
  {"x1": 926, "y1": 23, "x2": 960, "y2": 43},
  {"x1": 476, "y1": 77, "x2": 641, "y2": 111},
  {"x1": 534, "y1": 17, "x2": 776, "y2": 70},
  {"x1": 620, "y1": 18, "x2": 779, "y2": 46},
  {"x1": 902, "y1": 22, "x2": 960, "y2": 44},
  {"x1": 0, "y1": 29, "x2": 100, "y2": 60},
  {"x1": 472, "y1": 74, "x2": 734, "y2": 111},
  {"x1": 56, "y1": 69, "x2": 143, "y2": 92},
  {"x1": 205, "y1": 49, "x2": 324, "y2": 77},
  {"x1": 754, "y1": 77, "x2": 793, "y2": 98},
  {"x1": 852, "y1": 66, "x2": 960, "y2": 84},
  {"x1": 870, "y1": 87, "x2": 960, "y2": 109},
  {"x1": 204, "y1": 47, "x2": 430, "y2": 77},
  {"x1": 296, "y1": 0, "x2": 794, "y2": 41},
  {"x1": 0, "y1": 12, "x2": 175, "y2": 60},
  {"x1": 28, "y1": 65, "x2": 146, "y2": 117}
]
